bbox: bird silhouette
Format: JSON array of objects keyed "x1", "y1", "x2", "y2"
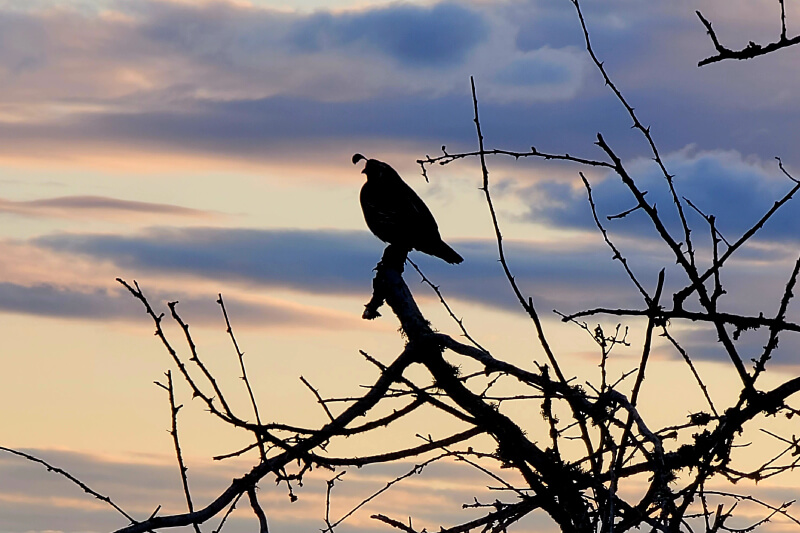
[{"x1": 353, "y1": 153, "x2": 463, "y2": 264}]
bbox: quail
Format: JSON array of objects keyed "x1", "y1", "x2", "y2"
[{"x1": 354, "y1": 153, "x2": 463, "y2": 264}]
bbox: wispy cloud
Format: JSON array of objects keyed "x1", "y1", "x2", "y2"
[
  {"x1": 0, "y1": 279, "x2": 360, "y2": 330},
  {"x1": 33, "y1": 226, "x2": 649, "y2": 311},
  {"x1": 29, "y1": 220, "x2": 800, "y2": 367},
  {"x1": 0, "y1": 194, "x2": 215, "y2": 220},
  {"x1": 0, "y1": 447, "x2": 549, "y2": 533},
  {"x1": 3, "y1": 445, "x2": 796, "y2": 533}
]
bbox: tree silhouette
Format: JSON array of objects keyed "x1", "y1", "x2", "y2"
[{"x1": 4, "y1": 1, "x2": 800, "y2": 532}]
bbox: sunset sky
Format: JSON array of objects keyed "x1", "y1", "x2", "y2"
[{"x1": 3, "y1": 1, "x2": 800, "y2": 532}]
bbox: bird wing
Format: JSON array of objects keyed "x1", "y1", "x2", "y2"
[
  {"x1": 396, "y1": 180, "x2": 440, "y2": 236},
  {"x1": 361, "y1": 179, "x2": 441, "y2": 246},
  {"x1": 360, "y1": 183, "x2": 407, "y2": 244}
]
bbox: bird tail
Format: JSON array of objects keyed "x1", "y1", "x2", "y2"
[{"x1": 431, "y1": 241, "x2": 464, "y2": 264}]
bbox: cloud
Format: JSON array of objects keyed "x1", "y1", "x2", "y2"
[
  {"x1": 0, "y1": 448, "x2": 549, "y2": 533},
  {"x1": 3, "y1": 0, "x2": 799, "y2": 172},
  {"x1": 0, "y1": 0, "x2": 579, "y2": 109},
  {"x1": 0, "y1": 448, "x2": 325, "y2": 533},
  {"x1": 0, "y1": 194, "x2": 215, "y2": 220},
  {"x1": 288, "y1": 3, "x2": 489, "y2": 67},
  {"x1": 3, "y1": 444, "x2": 796, "y2": 533},
  {"x1": 33, "y1": 226, "x2": 666, "y2": 314},
  {"x1": 481, "y1": 45, "x2": 587, "y2": 103},
  {"x1": 0, "y1": 282, "x2": 134, "y2": 319},
  {"x1": 517, "y1": 148, "x2": 800, "y2": 246},
  {"x1": 0, "y1": 280, "x2": 358, "y2": 330},
  {"x1": 496, "y1": 50, "x2": 577, "y2": 87},
  {"x1": 0, "y1": 0, "x2": 588, "y2": 168},
  {"x1": 35, "y1": 227, "x2": 390, "y2": 296},
  {"x1": 31, "y1": 223, "x2": 800, "y2": 369}
]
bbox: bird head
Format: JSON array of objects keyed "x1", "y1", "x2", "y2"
[
  {"x1": 352, "y1": 153, "x2": 370, "y2": 176},
  {"x1": 352, "y1": 153, "x2": 396, "y2": 181}
]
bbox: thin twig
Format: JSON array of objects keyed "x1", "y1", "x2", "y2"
[
  {"x1": 211, "y1": 493, "x2": 243, "y2": 533},
  {"x1": 702, "y1": 490, "x2": 800, "y2": 527},
  {"x1": 416, "y1": 146, "x2": 612, "y2": 180},
  {"x1": 116, "y1": 279, "x2": 240, "y2": 426},
  {"x1": 571, "y1": 0, "x2": 696, "y2": 270},
  {"x1": 674, "y1": 179, "x2": 800, "y2": 307},
  {"x1": 307, "y1": 428, "x2": 484, "y2": 467},
  {"x1": 323, "y1": 471, "x2": 346, "y2": 532},
  {"x1": 155, "y1": 371, "x2": 201, "y2": 533},
  {"x1": 0, "y1": 446, "x2": 139, "y2": 525},
  {"x1": 581, "y1": 172, "x2": 651, "y2": 304},
  {"x1": 407, "y1": 257, "x2": 490, "y2": 354},
  {"x1": 168, "y1": 301, "x2": 234, "y2": 418},
  {"x1": 325, "y1": 454, "x2": 449, "y2": 530},
  {"x1": 371, "y1": 514, "x2": 419, "y2": 533},
  {"x1": 217, "y1": 294, "x2": 266, "y2": 459},
  {"x1": 777, "y1": 157, "x2": 800, "y2": 183},
  {"x1": 300, "y1": 376, "x2": 335, "y2": 421},
  {"x1": 660, "y1": 327, "x2": 718, "y2": 417},
  {"x1": 683, "y1": 197, "x2": 731, "y2": 247},
  {"x1": 754, "y1": 255, "x2": 800, "y2": 382}
]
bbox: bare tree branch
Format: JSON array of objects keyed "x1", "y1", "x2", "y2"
[
  {"x1": 697, "y1": 5, "x2": 800, "y2": 66},
  {"x1": 247, "y1": 487, "x2": 269, "y2": 533},
  {"x1": 155, "y1": 371, "x2": 201, "y2": 533},
  {"x1": 0, "y1": 446, "x2": 140, "y2": 526}
]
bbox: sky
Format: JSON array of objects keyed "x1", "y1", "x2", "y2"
[{"x1": 3, "y1": 0, "x2": 800, "y2": 532}]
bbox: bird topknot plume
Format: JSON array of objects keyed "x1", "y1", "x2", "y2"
[{"x1": 354, "y1": 154, "x2": 463, "y2": 264}]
